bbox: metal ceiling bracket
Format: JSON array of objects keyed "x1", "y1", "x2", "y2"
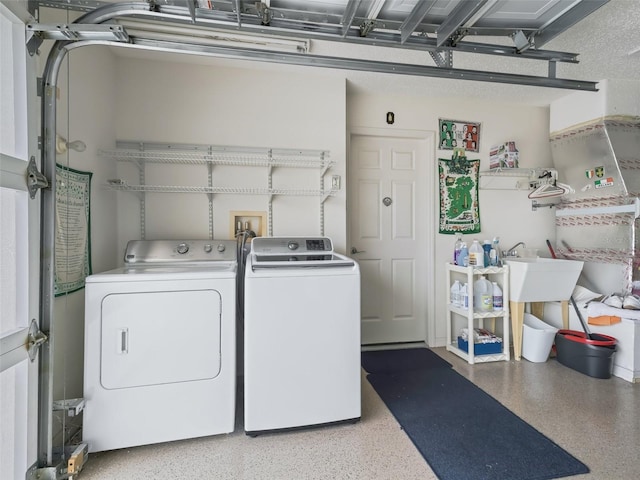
[
  {"x1": 444, "y1": 50, "x2": 452, "y2": 68},
  {"x1": 27, "y1": 319, "x2": 48, "y2": 362},
  {"x1": 26, "y1": 31, "x2": 44, "y2": 56},
  {"x1": 256, "y1": 1, "x2": 273, "y2": 26},
  {"x1": 359, "y1": 19, "x2": 376, "y2": 37},
  {"x1": 549, "y1": 61, "x2": 557, "y2": 79},
  {"x1": 26, "y1": 23, "x2": 130, "y2": 45},
  {"x1": 429, "y1": 50, "x2": 452, "y2": 69},
  {"x1": 511, "y1": 30, "x2": 531, "y2": 53},
  {"x1": 27, "y1": 156, "x2": 49, "y2": 199}
]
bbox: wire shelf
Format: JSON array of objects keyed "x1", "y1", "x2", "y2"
[
  {"x1": 479, "y1": 168, "x2": 542, "y2": 177},
  {"x1": 102, "y1": 141, "x2": 335, "y2": 238},
  {"x1": 106, "y1": 183, "x2": 337, "y2": 197},
  {"x1": 99, "y1": 146, "x2": 334, "y2": 169}
]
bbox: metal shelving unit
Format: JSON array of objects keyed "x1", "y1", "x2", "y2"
[
  {"x1": 100, "y1": 142, "x2": 335, "y2": 238},
  {"x1": 445, "y1": 263, "x2": 511, "y2": 364}
]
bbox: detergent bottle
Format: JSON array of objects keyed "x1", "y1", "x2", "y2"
[
  {"x1": 492, "y1": 282, "x2": 503, "y2": 311},
  {"x1": 473, "y1": 276, "x2": 493, "y2": 311},
  {"x1": 469, "y1": 240, "x2": 485, "y2": 267}
]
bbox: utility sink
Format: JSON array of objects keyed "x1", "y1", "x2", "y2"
[{"x1": 506, "y1": 258, "x2": 584, "y2": 303}]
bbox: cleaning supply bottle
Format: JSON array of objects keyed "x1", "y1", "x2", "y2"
[
  {"x1": 450, "y1": 280, "x2": 461, "y2": 307},
  {"x1": 483, "y1": 240, "x2": 492, "y2": 267},
  {"x1": 469, "y1": 240, "x2": 485, "y2": 267},
  {"x1": 460, "y1": 283, "x2": 468, "y2": 309},
  {"x1": 492, "y1": 282, "x2": 503, "y2": 311},
  {"x1": 492, "y1": 237, "x2": 501, "y2": 266},
  {"x1": 454, "y1": 235, "x2": 463, "y2": 265},
  {"x1": 489, "y1": 248, "x2": 498, "y2": 266},
  {"x1": 473, "y1": 275, "x2": 493, "y2": 311},
  {"x1": 458, "y1": 242, "x2": 469, "y2": 267}
]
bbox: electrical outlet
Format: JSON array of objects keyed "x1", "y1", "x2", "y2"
[{"x1": 332, "y1": 175, "x2": 341, "y2": 190}]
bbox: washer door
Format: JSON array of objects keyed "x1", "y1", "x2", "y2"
[{"x1": 100, "y1": 289, "x2": 221, "y2": 389}]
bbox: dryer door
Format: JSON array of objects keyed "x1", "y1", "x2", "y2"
[{"x1": 100, "y1": 289, "x2": 221, "y2": 389}]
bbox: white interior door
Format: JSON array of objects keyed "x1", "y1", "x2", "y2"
[
  {"x1": 349, "y1": 132, "x2": 433, "y2": 345},
  {"x1": 0, "y1": 3, "x2": 40, "y2": 479}
]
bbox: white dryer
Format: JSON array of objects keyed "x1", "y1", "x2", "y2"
[
  {"x1": 243, "y1": 237, "x2": 361, "y2": 435},
  {"x1": 83, "y1": 240, "x2": 236, "y2": 452}
]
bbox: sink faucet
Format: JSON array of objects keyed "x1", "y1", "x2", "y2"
[{"x1": 504, "y1": 242, "x2": 526, "y2": 257}]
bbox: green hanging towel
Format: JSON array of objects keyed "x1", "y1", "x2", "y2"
[{"x1": 438, "y1": 151, "x2": 481, "y2": 235}]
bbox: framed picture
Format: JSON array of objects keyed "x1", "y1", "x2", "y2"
[{"x1": 438, "y1": 119, "x2": 481, "y2": 152}]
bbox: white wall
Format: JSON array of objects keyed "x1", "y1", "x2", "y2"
[
  {"x1": 50, "y1": 44, "x2": 118, "y2": 430},
  {"x1": 113, "y1": 56, "x2": 347, "y2": 254},
  {"x1": 347, "y1": 90, "x2": 556, "y2": 345},
  {"x1": 550, "y1": 79, "x2": 640, "y2": 132}
]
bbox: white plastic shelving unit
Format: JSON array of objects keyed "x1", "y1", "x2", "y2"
[
  {"x1": 445, "y1": 263, "x2": 511, "y2": 364},
  {"x1": 100, "y1": 141, "x2": 335, "y2": 238}
]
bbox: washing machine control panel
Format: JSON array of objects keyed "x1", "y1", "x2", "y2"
[
  {"x1": 305, "y1": 239, "x2": 328, "y2": 251},
  {"x1": 251, "y1": 237, "x2": 333, "y2": 255}
]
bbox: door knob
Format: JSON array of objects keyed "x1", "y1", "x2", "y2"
[
  {"x1": 351, "y1": 247, "x2": 366, "y2": 254},
  {"x1": 382, "y1": 197, "x2": 392, "y2": 206}
]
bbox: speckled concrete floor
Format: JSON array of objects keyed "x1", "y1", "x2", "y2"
[{"x1": 77, "y1": 347, "x2": 639, "y2": 480}]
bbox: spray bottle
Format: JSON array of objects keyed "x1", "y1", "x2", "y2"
[
  {"x1": 458, "y1": 242, "x2": 469, "y2": 267},
  {"x1": 454, "y1": 235, "x2": 463, "y2": 265},
  {"x1": 491, "y1": 236, "x2": 501, "y2": 266}
]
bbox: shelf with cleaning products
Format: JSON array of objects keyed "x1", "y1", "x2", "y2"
[{"x1": 445, "y1": 263, "x2": 511, "y2": 364}]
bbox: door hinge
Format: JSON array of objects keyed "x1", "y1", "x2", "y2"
[
  {"x1": 27, "y1": 156, "x2": 49, "y2": 199},
  {"x1": 27, "y1": 319, "x2": 48, "y2": 362}
]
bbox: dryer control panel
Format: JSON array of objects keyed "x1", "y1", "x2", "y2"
[{"x1": 124, "y1": 239, "x2": 237, "y2": 264}]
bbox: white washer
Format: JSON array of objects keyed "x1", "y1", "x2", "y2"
[
  {"x1": 83, "y1": 240, "x2": 236, "y2": 452},
  {"x1": 243, "y1": 237, "x2": 361, "y2": 435}
]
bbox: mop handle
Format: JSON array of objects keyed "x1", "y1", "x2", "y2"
[{"x1": 546, "y1": 239, "x2": 593, "y2": 340}]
